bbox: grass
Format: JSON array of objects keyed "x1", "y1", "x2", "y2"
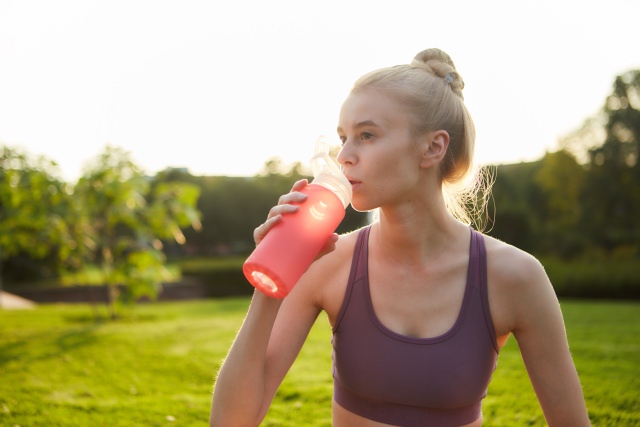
[{"x1": 0, "y1": 299, "x2": 638, "y2": 426}]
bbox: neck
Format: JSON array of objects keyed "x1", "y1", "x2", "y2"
[{"x1": 372, "y1": 187, "x2": 469, "y2": 265}]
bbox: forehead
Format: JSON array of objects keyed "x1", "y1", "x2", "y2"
[{"x1": 338, "y1": 88, "x2": 408, "y2": 131}]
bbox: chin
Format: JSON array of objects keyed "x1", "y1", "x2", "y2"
[{"x1": 350, "y1": 198, "x2": 376, "y2": 213}]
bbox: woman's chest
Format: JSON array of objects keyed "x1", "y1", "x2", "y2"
[{"x1": 364, "y1": 258, "x2": 470, "y2": 339}]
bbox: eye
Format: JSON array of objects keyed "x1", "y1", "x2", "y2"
[
  {"x1": 361, "y1": 132, "x2": 374, "y2": 140},
  {"x1": 339, "y1": 135, "x2": 347, "y2": 145}
]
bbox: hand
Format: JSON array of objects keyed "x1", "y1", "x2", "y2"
[
  {"x1": 317, "y1": 232, "x2": 339, "y2": 260},
  {"x1": 253, "y1": 179, "x2": 340, "y2": 260},
  {"x1": 253, "y1": 179, "x2": 309, "y2": 247}
]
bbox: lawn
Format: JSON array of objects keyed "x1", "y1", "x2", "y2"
[{"x1": 0, "y1": 299, "x2": 638, "y2": 426}]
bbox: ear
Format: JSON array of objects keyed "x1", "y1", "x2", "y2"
[{"x1": 419, "y1": 130, "x2": 450, "y2": 169}]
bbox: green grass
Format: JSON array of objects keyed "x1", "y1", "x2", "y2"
[{"x1": 0, "y1": 299, "x2": 638, "y2": 426}]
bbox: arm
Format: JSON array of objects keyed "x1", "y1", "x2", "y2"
[
  {"x1": 509, "y1": 255, "x2": 591, "y2": 426},
  {"x1": 210, "y1": 291, "x2": 284, "y2": 426},
  {"x1": 209, "y1": 179, "x2": 335, "y2": 426},
  {"x1": 210, "y1": 288, "x2": 320, "y2": 426}
]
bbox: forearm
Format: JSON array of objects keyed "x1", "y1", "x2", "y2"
[
  {"x1": 210, "y1": 291, "x2": 283, "y2": 427},
  {"x1": 539, "y1": 368, "x2": 591, "y2": 427}
]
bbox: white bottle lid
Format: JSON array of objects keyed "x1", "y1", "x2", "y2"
[{"x1": 310, "y1": 137, "x2": 352, "y2": 208}]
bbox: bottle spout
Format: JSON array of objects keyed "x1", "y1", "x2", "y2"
[
  {"x1": 311, "y1": 137, "x2": 341, "y2": 177},
  {"x1": 310, "y1": 137, "x2": 352, "y2": 208}
]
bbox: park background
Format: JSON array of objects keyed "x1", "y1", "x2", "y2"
[{"x1": 1, "y1": 0, "x2": 640, "y2": 426}]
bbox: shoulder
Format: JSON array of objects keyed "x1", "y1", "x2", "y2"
[
  {"x1": 294, "y1": 226, "x2": 365, "y2": 315},
  {"x1": 309, "y1": 226, "x2": 363, "y2": 279},
  {"x1": 480, "y1": 233, "x2": 557, "y2": 335},
  {"x1": 482, "y1": 233, "x2": 548, "y2": 288}
]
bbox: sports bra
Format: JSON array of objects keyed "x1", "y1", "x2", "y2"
[{"x1": 332, "y1": 226, "x2": 499, "y2": 427}]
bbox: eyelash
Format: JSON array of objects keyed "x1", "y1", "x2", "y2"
[{"x1": 339, "y1": 132, "x2": 374, "y2": 145}]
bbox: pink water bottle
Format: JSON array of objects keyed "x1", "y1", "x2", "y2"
[{"x1": 243, "y1": 138, "x2": 352, "y2": 298}]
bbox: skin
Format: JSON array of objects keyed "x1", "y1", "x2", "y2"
[{"x1": 209, "y1": 88, "x2": 591, "y2": 427}]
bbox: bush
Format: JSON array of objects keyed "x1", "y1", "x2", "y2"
[
  {"x1": 177, "y1": 255, "x2": 640, "y2": 300},
  {"x1": 540, "y1": 257, "x2": 640, "y2": 299},
  {"x1": 178, "y1": 256, "x2": 253, "y2": 297}
]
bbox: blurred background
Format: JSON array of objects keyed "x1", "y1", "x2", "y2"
[
  {"x1": 1, "y1": 0, "x2": 638, "y2": 179},
  {"x1": 1, "y1": 2, "x2": 639, "y2": 425},
  {"x1": 2, "y1": 0, "x2": 639, "y2": 304}
]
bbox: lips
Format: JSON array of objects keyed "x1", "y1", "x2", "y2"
[{"x1": 346, "y1": 176, "x2": 361, "y2": 190}]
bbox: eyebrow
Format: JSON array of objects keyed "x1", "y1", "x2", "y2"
[{"x1": 337, "y1": 120, "x2": 379, "y2": 134}]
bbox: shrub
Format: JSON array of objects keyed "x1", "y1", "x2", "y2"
[
  {"x1": 540, "y1": 257, "x2": 640, "y2": 299},
  {"x1": 179, "y1": 257, "x2": 253, "y2": 297}
]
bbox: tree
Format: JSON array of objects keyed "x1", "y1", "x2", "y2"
[
  {"x1": 581, "y1": 70, "x2": 640, "y2": 254},
  {"x1": 73, "y1": 145, "x2": 201, "y2": 318},
  {"x1": 0, "y1": 146, "x2": 82, "y2": 304},
  {"x1": 486, "y1": 161, "x2": 543, "y2": 253},
  {"x1": 533, "y1": 150, "x2": 587, "y2": 257},
  {"x1": 180, "y1": 158, "x2": 369, "y2": 256}
]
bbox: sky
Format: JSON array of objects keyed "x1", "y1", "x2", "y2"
[{"x1": 1, "y1": 0, "x2": 639, "y2": 182}]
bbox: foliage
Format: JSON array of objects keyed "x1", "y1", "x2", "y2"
[
  {"x1": 172, "y1": 254, "x2": 640, "y2": 299},
  {"x1": 532, "y1": 150, "x2": 590, "y2": 257},
  {"x1": 180, "y1": 159, "x2": 369, "y2": 257},
  {"x1": 0, "y1": 299, "x2": 638, "y2": 426},
  {"x1": 541, "y1": 256, "x2": 640, "y2": 299},
  {"x1": 73, "y1": 146, "x2": 201, "y2": 316},
  {"x1": 534, "y1": 150, "x2": 585, "y2": 229},
  {"x1": 3, "y1": 69, "x2": 640, "y2": 301},
  {"x1": 486, "y1": 161, "x2": 543, "y2": 253},
  {"x1": 581, "y1": 69, "x2": 640, "y2": 253},
  {"x1": 488, "y1": 68, "x2": 640, "y2": 263},
  {"x1": 0, "y1": 147, "x2": 85, "y2": 283},
  {"x1": 179, "y1": 256, "x2": 250, "y2": 297}
]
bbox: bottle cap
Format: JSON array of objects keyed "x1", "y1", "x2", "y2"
[{"x1": 310, "y1": 137, "x2": 352, "y2": 208}]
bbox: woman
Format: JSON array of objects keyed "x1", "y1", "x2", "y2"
[{"x1": 210, "y1": 48, "x2": 591, "y2": 426}]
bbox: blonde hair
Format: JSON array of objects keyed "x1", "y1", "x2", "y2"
[{"x1": 351, "y1": 48, "x2": 493, "y2": 229}]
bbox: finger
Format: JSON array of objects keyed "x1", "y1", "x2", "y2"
[
  {"x1": 291, "y1": 179, "x2": 308, "y2": 192},
  {"x1": 254, "y1": 214, "x2": 282, "y2": 246},
  {"x1": 277, "y1": 191, "x2": 308, "y2": 207},
  {"x1": 315, "y1": 233, "x2": 339, "y2": 260},
  {"x1": 267, "y1": 203, "x2": 299, "y2": 220}
]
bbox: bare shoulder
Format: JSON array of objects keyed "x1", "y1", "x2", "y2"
[
  {"x1": 482, "y1": 234, "x2": 548, "y2": 289},
  {"x1": 481, "y1": 233, "x2": 557, "y2": 336},
  {"x1": 306, "y1": 228, "x2": 361, "y2": 282},
  {"x1": 295, "y1": 227, "x2": 364, "y2": 319}
]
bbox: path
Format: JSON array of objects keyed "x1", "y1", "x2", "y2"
[{"x1": 0, "y1": 291, "x2": 36, "y2": 309}]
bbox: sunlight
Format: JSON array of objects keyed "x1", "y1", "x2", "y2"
[{"x1": 0, "y1": 1, "x2": 638, "y2": 181}]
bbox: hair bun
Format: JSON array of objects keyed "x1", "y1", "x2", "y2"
[{"x1": 411, "y1": 48, "x2": 465, "y2": 98}]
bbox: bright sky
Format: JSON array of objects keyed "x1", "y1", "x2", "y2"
[{"x1": 1, "y1": 0, "x2": 638, "y2": 181}]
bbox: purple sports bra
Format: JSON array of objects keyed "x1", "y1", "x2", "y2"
[{"x1": 332, "y1": 226, "x2": 499, "y2": 427}]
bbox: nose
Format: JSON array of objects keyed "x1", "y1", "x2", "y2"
[{"x1": 337, "y1": 141, "x2": 355, "y2": 167}]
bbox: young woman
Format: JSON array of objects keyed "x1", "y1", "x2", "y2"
[{"x1": 209, "y1": 48, "x2": 591, "y2": 427}]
